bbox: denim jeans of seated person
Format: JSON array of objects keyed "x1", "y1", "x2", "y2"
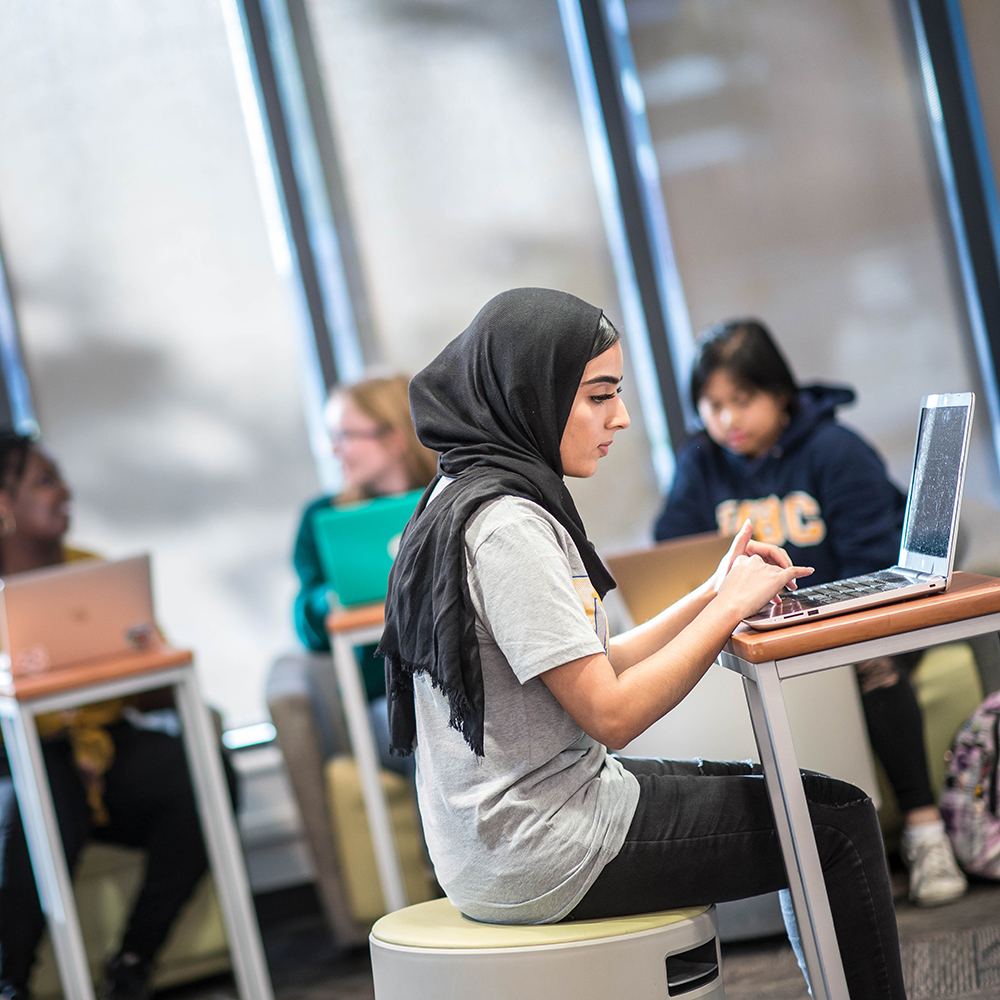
[
  {"x1": 369, "y1": 696, "x2": 415, "y2": 779},
  {"x1": 569, "y1": 758, "x2": 905, "y2": 1000}
]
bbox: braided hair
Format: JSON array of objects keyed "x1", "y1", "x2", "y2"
[
  {"x1": 0, "y1": 433, "x2": 37, "y2": 574},
  {"x1": 0, "y1": 432, "x2": 32, "y2": 496}
]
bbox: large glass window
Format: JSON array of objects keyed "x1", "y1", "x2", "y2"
[
  {"x1": 962, "y1": 0, "x2": 1000, "y2": 198},
  {"x1": 626, "y1": 0, "x2": 992, "y2": 503},
  {"x1": 305, "y1": 0, "x2": 661, "y2": 549},
  {"x1": 0, "y1": 0, "x2": 663, "y2": 732},
  {"x1": 1, "y1": 1, "x2": 991, "y2": 732},
  {"x1": 0, "y1": 2, "x2": 318, "y2": 726}
]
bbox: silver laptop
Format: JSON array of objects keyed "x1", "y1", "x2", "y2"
[
  {"x1": 0, "y1": 554, "x2": 159, "y2": 677},
  {"x1": 743, "y1": 392, "x2": 975, "y2": 630}
]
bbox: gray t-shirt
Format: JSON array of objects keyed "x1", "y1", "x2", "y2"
[{"x1": 412, "y1": 494, "x2": 640, "y2": 923}]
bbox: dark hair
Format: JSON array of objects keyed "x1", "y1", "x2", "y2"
[
  {"x1": 690, "y1": 319, "x2": 798, "y2": 414},
  {"x1": 0, "y1": 432, "x2": 32, "y2": 494},
  {"x1": 590, "y1": 313, "x2": 620, "y2": 360}
]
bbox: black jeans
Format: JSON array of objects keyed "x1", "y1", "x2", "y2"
[
  {"x1": 0, "y1": 722, "x2": 237, "y2": 990},
  {"x1": 858, "y1": 658, "x2": 935, "y2": 813},
  {"x1": 571, "y1": 758, "x2": 905, "y2": 1000}
]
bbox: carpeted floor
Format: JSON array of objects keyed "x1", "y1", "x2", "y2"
[
  {"x1": 896, "y1": 878, "x2": 1000, "y2": 1000},
  {"x1": 902, "y1": 922, "x2": 1000, "y2": 999},
  {"x1": 722, "y1": 876, "x2": 1000, "y2": 1000},
  {"x1": 163, "y1": 875, "x2": 1000, "y2": 1000}
]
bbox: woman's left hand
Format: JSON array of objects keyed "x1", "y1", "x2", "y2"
[{"x1": 708, "y1": 519, "x2": 800, "y2": 596}]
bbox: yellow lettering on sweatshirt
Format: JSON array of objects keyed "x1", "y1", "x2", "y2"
[{"x1": 715, "y1": 491, "x2": 826, "y2": 548}]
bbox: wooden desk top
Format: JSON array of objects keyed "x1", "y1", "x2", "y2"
[
  {"x1": 0, "y1": 646, "x2": 194, "y2": 701},
  {"x1": 727, "y1": 571, "x2": 1000, "y2": 663},
  {"x1": 326, "y1": 602, "x2": 385, "y2": 634}
]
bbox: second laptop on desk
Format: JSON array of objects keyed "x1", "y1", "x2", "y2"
[
  {"x1": 743, "y1": 392, "x2": 975, "y2": 630},
  {"x1": 0, "y1": 554, "x2": 159, "y2": 677},
  {"x1": 311, "y1": 489, "x2": 423, "y2": 607}
]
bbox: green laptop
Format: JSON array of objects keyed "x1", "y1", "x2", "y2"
[{"x1": 311, "y1": 489, "x2": 424, "y2": 607}]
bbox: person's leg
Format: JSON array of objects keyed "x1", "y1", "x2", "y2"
[
  {"x1": 856, "y1": 655, "x2": 966, "y2": 906},
  {"x1": 857, "y1": 656, "x2": 934, "y2": 813},
  {"x1": 0, "y1": 740, "x2": 91, "y2": 993},
  {"x1": 98, "y1": 724, "x2": 237, "y2": 985},
  {"x1": 570, "y1": 758, "x2": 905, "y2": 1000}
]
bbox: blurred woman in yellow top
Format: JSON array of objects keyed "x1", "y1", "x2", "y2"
[{"x1": 0, "y1": 434, "x2": 229, "y2": 1000}]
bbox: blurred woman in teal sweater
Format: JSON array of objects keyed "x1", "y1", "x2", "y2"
[{"x1": 292, "y1": 374, "x2": 437, "y2": 770}]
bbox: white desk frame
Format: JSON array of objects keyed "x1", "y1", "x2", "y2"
[
  {"x1": 721, "y1": 610, "x2": 1000, "y2": 1000},
  {"x1": 328, "y1": 621, "x2": 408, "y2": 913},
  {"x1": 0, "y1": 661, "x2": 274, "y2": 1000}
]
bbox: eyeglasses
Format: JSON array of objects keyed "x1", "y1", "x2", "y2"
[{"x1": 330, "y1": 428, "x2": 389, "y2": 444}]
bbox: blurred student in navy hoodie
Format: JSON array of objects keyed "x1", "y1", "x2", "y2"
[{"x1": 654, "y1": 318, "x2": 966, "y2": 908}]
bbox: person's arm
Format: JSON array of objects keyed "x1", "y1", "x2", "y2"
[
  {"x1": 542, "y1": 532, "x2": 810, "y2": 749},
  {"x1": 653, "y1": 439, "x2": 719, "y2": 541},
  {"x1": 472, "y1": 504, "x2": 808, "y2": 751},
  {"x1": 810, "y1": 426, "x2": 906, "y2": 579},
  {"x1": 293, "y1": 498, "x2": 333, "y2": 652},
  {"x1": 607, "y1": 520, "x2": 800, "y2": 672}
]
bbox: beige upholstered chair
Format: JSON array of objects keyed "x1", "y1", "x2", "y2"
[
  {"x1": 30, "y1": 846, "x2": 229, "y2": 998},
  {"x1": 27, "y1": 705, "x2": 234, "y2": 996},
  {"x1": 266, "y1": 652, "x2": 434, "y2": 946}
]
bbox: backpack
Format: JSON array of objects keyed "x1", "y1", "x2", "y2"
[{"x1": 940, "y1": 689, "x2": 1000, "y2": 878}]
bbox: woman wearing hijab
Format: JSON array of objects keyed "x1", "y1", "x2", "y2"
[{"x1": 379, "y1": 289, "x2": 905, "y2": 1000}]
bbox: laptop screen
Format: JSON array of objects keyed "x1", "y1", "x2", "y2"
[{"x1": 903, "y1": 405, "x2": 969, "y2": 559}]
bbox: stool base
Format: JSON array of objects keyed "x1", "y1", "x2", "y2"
[{"x1": 371, "y1": 904, "x2": 724, "y2": 1000}]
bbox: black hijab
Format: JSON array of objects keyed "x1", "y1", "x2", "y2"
[{"x1": 378, "y1": 287, "x2": 617, "y2": 758}]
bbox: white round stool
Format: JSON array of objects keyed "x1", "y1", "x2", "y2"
[{"x1": 370, "y1": 898, "x2": 725, "y2": 1000}]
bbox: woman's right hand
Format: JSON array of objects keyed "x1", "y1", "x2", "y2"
[
  {"x1": 715, "y1": 550, "x2": 813, "y2": 621},
  {"x1": 708, "y1": 519, "x2": 799, "y2": 596}
]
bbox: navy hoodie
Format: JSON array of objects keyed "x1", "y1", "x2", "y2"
[{"x1": 654, "y1": 384, "x2": 906, "y2": 586}]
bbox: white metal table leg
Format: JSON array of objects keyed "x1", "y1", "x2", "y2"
[
  {"x1": 172, "y1": 667, "x2": 274, "y2": 1000},
  {"x1": 0, "y1": 700, "x2": 95, "y2": 1000},
  {"x1": 741, "y1": 660, "x2": 850, "y2": 1000},
  {"x1": 330, "y1": 630, "x2": 407, "y2": 913}
]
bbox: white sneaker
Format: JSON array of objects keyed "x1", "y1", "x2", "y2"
[{"x1": 902, "y1": 824, "x2": 968, "y2": 907}]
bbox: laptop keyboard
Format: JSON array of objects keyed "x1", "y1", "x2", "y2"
[{"x1": 783, "y1": 570, "x2": 915, "y2": 607}]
